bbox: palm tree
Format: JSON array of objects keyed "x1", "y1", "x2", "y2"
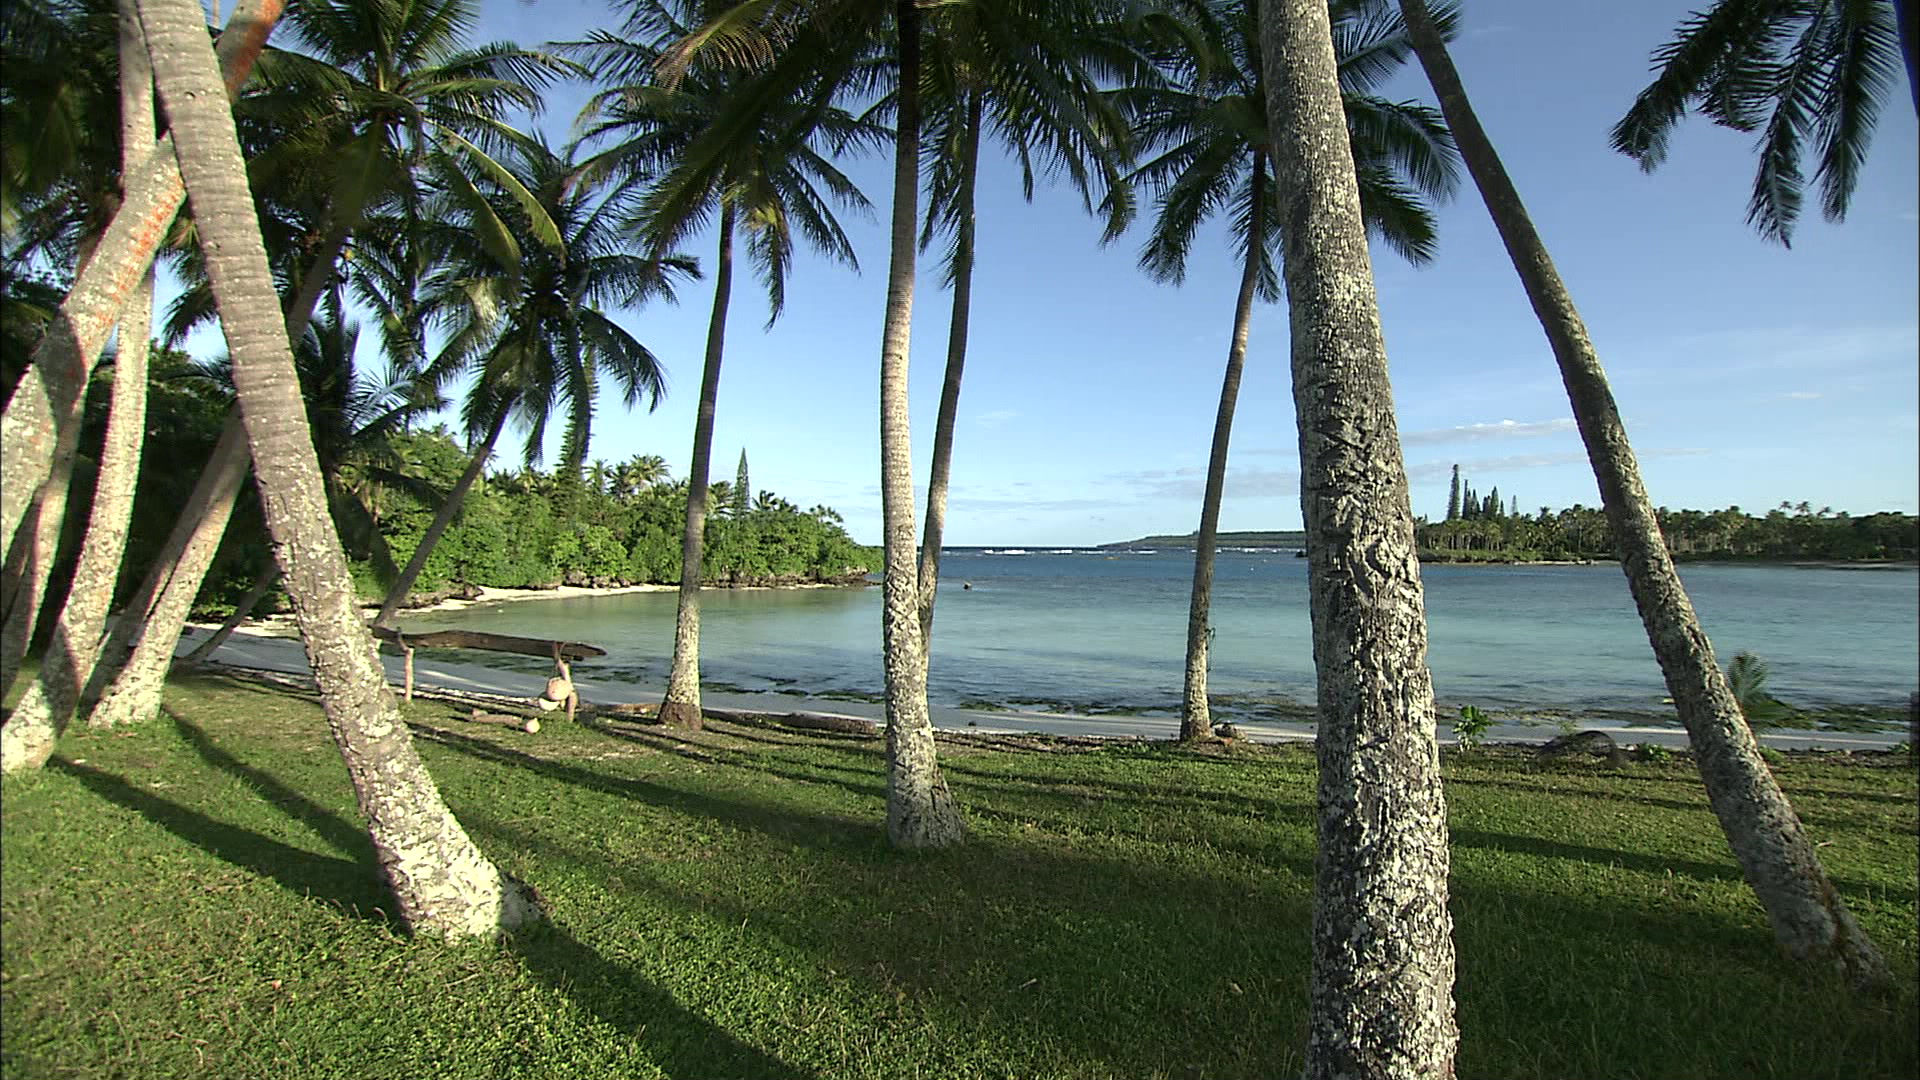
[
  {"x1": 0, "y1": 0, "x2": 279, "y2": 569},
  {"x1": 137, "y1": 0, "x2": 536, "y2": 934},
  {"x1": 1125, "y1": 0, "x2": 1459, "y2": 740},
  {"x1": 371, "y1": 137, "x2": 692, "y2": 626},
  {"x1": 1609, "y1": 0, "x2": 1906, "y2": 246},
  {"x1": 611, "y1": 452, "x2": 670, "y2": 497},
  {"x1": 1257, "y1": 1, "x2": 1459, "y2": 1072},
  {"x1": 568, "y1": 0, "x2": 879, "y2": 730},
  {"x1": 910, "y1": 0, "x2": 1141, "y2": 644},
  {"x1": 1397, "y1": 0, "x2": 1888, "y2": 988},
  {"x1": 0, "y1": 0, "x2": 155, "y2": 764}
]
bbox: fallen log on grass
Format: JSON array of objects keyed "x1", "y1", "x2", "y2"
[{"x1": 467, "y1": 709, "x2": 542, "y2": 734}]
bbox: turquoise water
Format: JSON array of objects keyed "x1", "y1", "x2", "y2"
[{"x1": 396, "y1": 551, "x2": 1919, "y2": 719}]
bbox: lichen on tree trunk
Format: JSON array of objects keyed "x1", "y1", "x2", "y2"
[
  {"x1": 139, "y1": 0, "x2": 535, "y2": 936},
  {"x1": 1261, "y1": 2, "x2": 1458, "y2": 1076}
]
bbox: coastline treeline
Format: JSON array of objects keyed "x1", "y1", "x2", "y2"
[{"x1": 1418, "y1": 501, "x2": 1919, "y2": 563}]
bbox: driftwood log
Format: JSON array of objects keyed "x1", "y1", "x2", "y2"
[
  {"x1": 468, "y1": 709, "x2": 542, "y2": 734},
  {"x1": 369, "y1": 625, "x2": 606, "y2": 660}
]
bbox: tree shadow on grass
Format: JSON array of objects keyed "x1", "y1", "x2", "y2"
[
  {"x1": 506, "y1": 916, "x2": 819, "y2": 1080},
  {"x1": 165, "y1": 708, "x2": 368, "y2": 856},
  {"x1": 49, "y1": 758, "x2": 393, "y2": 924}
]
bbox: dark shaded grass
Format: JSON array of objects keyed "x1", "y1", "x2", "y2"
[{"x1": 2, "y1": 670, "x2": 1914, "y2": 1079}]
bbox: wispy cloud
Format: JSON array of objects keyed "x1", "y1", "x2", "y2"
[
  {"x1": 1401, "y1": 418, "x2": 1576, "y2": 445},
  {"x1": 974, "y1": 409, "x2": 1020, "y2": 428},
  {"x1": 1899, "y1": 210, "x2": 1918, "y2": 223},
  {"x1": 1782, "y1": 391, "x2": 1823, "y2": 400},
  {"x1": 1408, "y1": 446, "x2": 1709, "y2": 482}
]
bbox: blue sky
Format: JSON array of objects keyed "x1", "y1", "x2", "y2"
[{"x1": 258, "y1": 1, "x2": 1920, "y2": 546}]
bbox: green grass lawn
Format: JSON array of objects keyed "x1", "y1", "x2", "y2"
[{"x1": 3, "y1": 671, "x2": 1915, "y2": 1079}]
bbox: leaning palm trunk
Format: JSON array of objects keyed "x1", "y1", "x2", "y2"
[
  {"x1": 184, "y1": 563, "x2": 277, "y2": 662},
  {"x1": 1260, "y1": 2, "x2": 1459, "y2": 1076},
  {"x1": 85, "y1": 417, "x2": 250, "y2": 729},
  {"x1": 1, "y1": 2, "x2": 159, "y2": 772},
  {"x1": 660, "y1": 205, "x2": 738, "y2": 731},
  {"x1": 880, "y1": 0, "x2": 965, "y2": 850},
  {"x1": 140, "y1": 0, "x2": 535, "y2": 935},
  {"x1": 1179, "y1": 154, "x2": 1267, "y2": 741},
  {"x1": 915, "y1": 90, "x2": 983, "y2": 644},
  {"x1": 0, "y1": 456, "x2": 73, "y2": 694},
  {"x1": 0, "y1": 0, "x2": 281, "y2": 556},
  {"x1": 372, "y1": 410, "x2": 509, "y2": 627},
  {"x1": 1399, "y1": 0, "x2": 1888, "y2": 990}
]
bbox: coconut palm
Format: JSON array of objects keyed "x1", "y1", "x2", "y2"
[
  {"x1": 0, "y1": 0, "x2": 155, "y2": 761},
  {"x1": 136, "y1": 0, "x2": 536, "y2": 934},
  {"x1": 0, "y1": 0, "x2": 279, "y2": 569},
  {"x1": 1610, "y1": 0, "x2": 1906, "y2": 246},
  {"x1": 1256, "y1": 1, "x2": 1459, "y2": 1072},
  {"x1": 1124, "y1": 0, "x2": 1458, "y2": 740},
  {"x1": 909, "y1": 1, "x2": 1143, "y2": 644},
  {"x1": 370, "y1": 137, "x2": 693, "y2": 626},
  {"x1": 1397, "y1": 0, "x2": 1887, "y2": 987},
  {"x1": 611, "y1": 453, "x2": 671, "y2": 497},
  {"x1": 567, "y1": 0, "x2": 880, "y2": 730}
]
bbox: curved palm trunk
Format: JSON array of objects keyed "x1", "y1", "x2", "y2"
[
  {"x1": 881, "y1": 0, "x2": 965, "y2": 850},
  {"x1": 372, "y1": 410, "x2": 509, "y2": 627},
  {"x1": 86, "y1": 416, "x2": 250, "y2": 729},
  {"x1": 1399, "y1": 0, "x2": 1887, "y2": 990},
  {"x1": 915, "y1": 89, "x2": 983, "y2": 644},
  {"x1": 184, "y1": 562, "x2": 277, "y2": 662},
  {"x1": 0, "y1": 0, "x2": 281, "y2": 556},
  {"x1": 142, "y1": 0, "x2": 534, "y2": 935},
  {"x1": 660, "y1": 204, "x2": 738, "y2": 731},
  {"x1": 2, "y1": 2, "x2": 158, "y2": 772},
  {"x1": 1179, "y1": 153, "x2": 1266, "y2": 741},
  {"x1": 1261, "y1": 3, "x2": 1459, "y2": 1076},
  {"x1": 0, "y1": 456, "x2": 73, "y2": 694}
]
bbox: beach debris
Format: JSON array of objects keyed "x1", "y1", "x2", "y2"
[
  {"x1": 468, "y1": 708, "x2": 541, "y2": 734},
  {"x1": 1213, "y1": 723, "x2": 1243, "y2": 740}
]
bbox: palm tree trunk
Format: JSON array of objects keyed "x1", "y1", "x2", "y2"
[
  {"x1": 1260, "y1": 2, "x2": 1458, "y2": 1076},
  {"x1": 1180, "y1": 152, "x2": 1266, "y2": 741},
  {"x1": 0, "y1": 455, "x2": 73, "y2": 695},
  {"x1": 86, "y1": 416, "x2": 250, "y2": 729},
  {"x1": 0, "y1": 0, "x2": 281, "y2": 558},
  {"x1": 1399, "y1": 0, "x2": 1887, "y2": 991},
  {"x1": 183, "y1": 562, "x2": 277, "y2": 662},
  {"x1": 1, "y1": 1, "x2": 158, "y2": 773},
  {"x1": 141, "y1": 0, "x2": 535, "y2": 935},
  {"x1": 372, "y1": 410, "x2": 509, "y2": 627},
  {"x1": 660, "y1": 203, "x2": 737, "y2": 731},
  {"x1": 915, "y1": 88, "x2": 983, "y2": 644},
  {"x1": 881, "y1": 0, "x2": 965, "y2": 850}
]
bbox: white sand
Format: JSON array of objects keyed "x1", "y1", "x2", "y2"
[{"x1": 181, "y1": 628, "x2": 1906, "y2": 753}]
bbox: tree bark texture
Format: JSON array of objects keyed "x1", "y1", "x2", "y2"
[
  {"x1": 1261, "y1": 2, "x2": 1459, "y2": 1077},
  {"x1": 0, "y1": 0, "x2": 281, "y2": 558},
  {"x1": 881, "y1": 0, "x2": 965, "y2": 850},
  {"x1": 1180, "y1": 153, "x2": 1266, "y2": 741},
  {"x1": 140, "y1": 0, "x2": 535, "y2": 936},
  {"x1": 85, "y1": 416, "x2": 249, "y2": 728},
  {"x1": 372, "y1": 410, "x2": 508, "y2": 627},
  {"x1": 661, "y1": 204, "x2": 737, "y2": 730},
  {"x1": 1399, "y1": 0, "x2": 1887, "y2": 991},
  {"x1": 915, "y1": 88, "x2": 983, "y2": 645},
  {"x1": 0, "y1": 455, "x2": 73, "y2": 695},
  {"x1": 1, "y1": 3, "x2": 159, "y2": 772}
]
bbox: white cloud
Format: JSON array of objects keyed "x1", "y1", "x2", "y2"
[
  {"x1": 1401, "y1": 418, "x2": 1577, "y2": 446},
  {"x1": 1782, "y1": 391, "x2": 1823, "y2": 400},
  {"x1": 974, "y1": 409, "x2": 1020, "y2": 428}
]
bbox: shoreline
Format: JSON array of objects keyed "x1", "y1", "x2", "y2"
[{"x1": 183, "y1": 629, "x2": 1911, "y2": 753}]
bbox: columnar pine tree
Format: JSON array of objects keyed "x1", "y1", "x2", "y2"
[
  {"x1": 1446, "y1": 463, "x2": 1460, "y2": 520},
  {"x1": 732, "y1": 448, "x2": 751, "y2": 518}
]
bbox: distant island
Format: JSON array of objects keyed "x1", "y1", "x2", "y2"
[{"x1": 1099, "y1": 530, "x2": 1306, "y2": 551}]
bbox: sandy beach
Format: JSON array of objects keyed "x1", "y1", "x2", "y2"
[{"x1": 181, "y1": 625, "x2": 1907, "y2": 754}]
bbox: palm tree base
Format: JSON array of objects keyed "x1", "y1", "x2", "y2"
[
  {"x1": 657, "y1": 699, "x2": 704, "y2": 730},
  {"x1": 886, "y1": 788, "x2": 968, "y2": 850}
]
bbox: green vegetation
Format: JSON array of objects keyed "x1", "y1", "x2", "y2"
[
  {"x1": 1419, "y1": 499, "x2": 1919, "y2": 564},
  {"x1": 4, "y1": 672, "x2": 1914, "y2": 1079},
  {"x1": 1100, "y1": 530, "x2": 1308, "y2": 550}
]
